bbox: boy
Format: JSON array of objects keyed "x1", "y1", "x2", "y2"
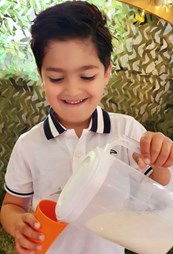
[{"x1": 1, "y1": 1, "x2": 173, "y2": 254}]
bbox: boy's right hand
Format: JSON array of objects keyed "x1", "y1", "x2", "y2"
[{"x1": 14, "y1": 212, "x2": 45, "y2": 254}]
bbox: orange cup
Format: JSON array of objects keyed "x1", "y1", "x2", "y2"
[{"x1": 34, "y1": 199, "x2": 68, "y2": 253}]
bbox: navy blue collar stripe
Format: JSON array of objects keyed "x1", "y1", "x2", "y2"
[
  {"x1": 102, "y1": 109, "x2": 111, "y2": 133},
  {"x1": 43, "y1": 117, "x2": 54, "y2": 140},
  {"x1": 90, "y1": 109, "x2": 98, "y2": 132},
  {"x1": 49, "y1": 108, "x2": 65, "y2": 134},
  {"x1": 43, "y1": 107, "x2": 111, "y2": 139}
]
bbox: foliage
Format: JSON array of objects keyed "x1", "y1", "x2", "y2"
[
  {"x1": 0, "y1": 0, "x2": 135, "y2": 80},
  {"x1": 0, "y1": 0, "x2": 61, "y2": 80}
]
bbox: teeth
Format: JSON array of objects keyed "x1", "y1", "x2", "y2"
[{"x1": 65, "y1": 99, "x2": 83, "y2": 104}]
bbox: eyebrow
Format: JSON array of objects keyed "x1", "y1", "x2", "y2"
[{"x1": 46, "y1": 65, "x2": 99, "y2": 73}]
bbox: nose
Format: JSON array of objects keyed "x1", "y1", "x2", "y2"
[{"x1": 64, "y1": 77, "x2": 80, "y2": 96}]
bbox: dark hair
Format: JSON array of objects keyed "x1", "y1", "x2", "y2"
[{"x1": 30, "y1": 1, "x2": 113, "y2": 72}]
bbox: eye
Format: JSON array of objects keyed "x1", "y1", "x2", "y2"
[
  {"x1": 49, "y1": 77, "x2": 64, "y2": 83},
  {"x1": 81, "y1": 75, "x2": 95, "y2": 81}
]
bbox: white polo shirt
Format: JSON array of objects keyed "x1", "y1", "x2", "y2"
[{"x1": 4, "y1": 106, "x2": 171, "y2": 254}]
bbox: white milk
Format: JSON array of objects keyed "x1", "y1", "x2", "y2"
[{"x1": 86, "y1": 210, "x2": 173, "y2": 254}]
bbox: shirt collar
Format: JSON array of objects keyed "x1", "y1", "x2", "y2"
[{"x1": 43, "y1": 106, "x2": 111, "y2": 140}]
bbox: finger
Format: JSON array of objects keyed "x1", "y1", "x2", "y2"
[
  {"x1": 22, "y1": 213, "x2": 40, "y2": 230},
  {"x1": 16, "y1": 242, "x2": 35, "y2": 254},
  {"x1": 16, "y1": 234, "x2": 42, "y2": 254},
  {"x1": 152, "y1": 138, "x2": 173, "y2": 167},
  {"x1": 132, "y1": 152, "x2": 147, "y2": 169},
  {"x1": 22, "y1": 224, "x2": 44, "y2": 242},
  {"x1": 140, "y1": 132, "x2": 152, "y2": 164},
  {"x1": 162, "y1": 143, "x2": 173, "y2": 168},
  {"x1": 20, "y1": 214, "x2": 44, "y2": 241},
  {"x1": 149, "y1": 136, "x2": 165, "y2": 165}
]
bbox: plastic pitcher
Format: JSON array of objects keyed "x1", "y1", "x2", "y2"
[{"x1": 56, "y1": 135, "x2": 173, "y2": 254}]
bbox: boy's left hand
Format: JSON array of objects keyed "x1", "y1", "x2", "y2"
[{"x1": 134, "y1": 131, "x2": 173, "y2": 169}]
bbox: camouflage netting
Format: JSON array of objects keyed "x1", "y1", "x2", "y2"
[
  {"x1": 0, "y1": 77, "x2": 48, "y2": 205},
  {"x1": 0, "y1": 11, "x2": 173, "y2": 207},
  {"x1": 102, "y1": 13, "x2": 173, "y2": 139}
]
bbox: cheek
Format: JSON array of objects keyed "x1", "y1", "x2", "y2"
[
  {"x1": 87, "y1": 87, "x2": 104, "y2": 103},
  {"x1": 43, "y1": 82, "x2": 57, "y2": 94},
  {"x1": 44, "y1": 86, "x2": 58, "y2": 103},
  {"x1": 90, "y1": 80, "x2": 105, "y2": 96},
  {"x1": 44, "y1": 86, "x2": 51, "y2": 97}
]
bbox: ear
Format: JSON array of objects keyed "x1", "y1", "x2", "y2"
[{"x1": 104, "y1": 62, "x2": 112, "y2": 86}]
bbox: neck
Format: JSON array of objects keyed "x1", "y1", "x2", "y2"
[
  {"x1": 73, "y1": 121, "x2": 90, "y2": 137},
  {"x1": 60, "y1": 119, "x2": 91, "y2": 138},
  {"x1": 75, "y1": 128, "x2": 83, "y2": 138}
]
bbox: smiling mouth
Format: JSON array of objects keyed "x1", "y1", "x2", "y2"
[{"x1": 63, "y1": 98, "x2": 87, "y2": 105}]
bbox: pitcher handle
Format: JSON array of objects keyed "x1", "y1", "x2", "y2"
[{"x1": 104, "y1": 135, "x2": 140, "y2": 154}]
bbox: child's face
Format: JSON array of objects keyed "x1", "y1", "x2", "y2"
[{"x1": 40, "y1": 38, "x2": 111, "y2": 130}]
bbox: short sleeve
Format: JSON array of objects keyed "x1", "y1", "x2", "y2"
[{"x1": 4, "y1": 136, "x2": 34, "y2": 197}]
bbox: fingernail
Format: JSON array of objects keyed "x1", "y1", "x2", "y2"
[
  {"x1": 34, "y1": 222, "x2": 40, "y2": 229},
  {"x1": 38, "y1": 234, "x2": 45, "y2": 241},
  {"x1": 144, "y1": 158, "x2": 150, "y2": 165},
  {"x1": 36, "y1": 245, "x2": 42, "y2": 251}
]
